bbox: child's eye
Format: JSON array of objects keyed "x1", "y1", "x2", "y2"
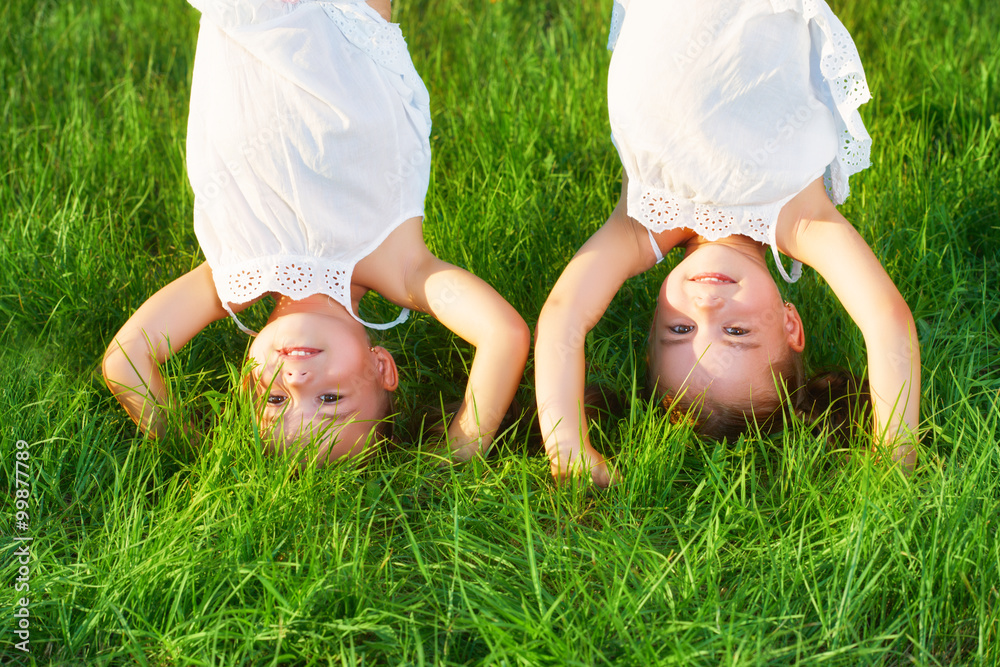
[
  {"x1": 266, "y1": 395, "x2": 286, "y2": 406},
  {"x1": 724, "y1": 327, "x2": 749, "y2": 336},
  {"x1": 669, "y1": 325, "x2": 694, "y2": 334},
  {"x1": 320, "y1": 394, "x2": 341, "y2": 404}
]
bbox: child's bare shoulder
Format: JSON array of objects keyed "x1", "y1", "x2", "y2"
[{"x1": 774, "y1": 180, "x2": 858, "y2": 263}]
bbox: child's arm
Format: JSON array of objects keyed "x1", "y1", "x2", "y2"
[
  {"x1": 778, "y1": 180, "x2": 920, "y2": 469},
  {"x1": 359, "y1": 219, "x2": 530, "y2": 460},
  {"x1": 535, "y1": 192, "x2": 684, "y2": 485},
  {"x1": 103, "y1": 262, "x2": 232, "y2": 437},
  {"x1": 413, "y1": 257, "x2": 530, "y2": 460}
]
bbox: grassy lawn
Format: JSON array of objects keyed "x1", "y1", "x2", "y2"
[{"x1": 2, "y1": 0, "x2": 998, "y2": 664}]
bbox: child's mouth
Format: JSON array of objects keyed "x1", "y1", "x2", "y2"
[
  {"x1": 280, "y1": 347, "x2": 322, "y2": 358},
  {"x1": 689, "y1": 273, "x2": 736, "y2": 284}
]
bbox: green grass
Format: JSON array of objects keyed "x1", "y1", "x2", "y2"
[{"x1": 2, "y1": 0, "x2": 999, "y2": 664}]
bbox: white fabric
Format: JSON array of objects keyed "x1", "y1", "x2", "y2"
[
  {"x1": 186, "y1": 0, "x2": 428, "y2": 330},
  {"x1": 606, "y1": 0, "x2": 629, "y2": 51},
  {"x1": 608, "y1": 0, "x2": 871, "y2": 283},
  {"x1": 647, "y1": 228, "x2": 664, "y2": 264}
]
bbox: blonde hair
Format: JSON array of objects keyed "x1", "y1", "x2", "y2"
[
  {"x1": 647, "y1": 346, "x2": 805, "y2": 440},
  {"x1": 648, "y1": 348, "x2": 872, "y2": 445}
]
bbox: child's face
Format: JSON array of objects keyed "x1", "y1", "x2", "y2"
[
  {"x1": 248, "y1": 311, "x2": 398, "y2": 465},
  {"x1": 649, "y1": 242, "x2": 804, "y2": 413}
]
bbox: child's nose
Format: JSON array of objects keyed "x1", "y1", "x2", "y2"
[
  {"x1": 693, "y1": 295, "x2": 724, "y2": 310},
  {"x1": 284, "y1": 369, "x2": 310, "y2": 385}
]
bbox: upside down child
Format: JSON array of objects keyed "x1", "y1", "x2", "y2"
[{"x1": 104, "y1": 0, "x2": 529, "y2": 463}]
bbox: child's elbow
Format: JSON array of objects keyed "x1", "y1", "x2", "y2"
[
  {"x1": 485, "y1": 304, "x2": 530, "y2": 372},
  {"x1": 504, "y1": 309, "x2": 531, "y2": 367},
  {"x1": 101, "y1": 342, "x2": 130, "y2": 394},
  {"x1": 887, "y1": 294, "x2": 917, "y2": 329},
  {"x1": 536, "y1": 294, "x2": 573, "y2": 341},
  {"x1": 888, "y1": 301, "x2": 920, "y2": 354},
  {"x1": 102, "y1": 337, "x2": 150, "y2": 395},
  {"x1": 865, "y1": 296, "x2": 919, "y2": 353}
]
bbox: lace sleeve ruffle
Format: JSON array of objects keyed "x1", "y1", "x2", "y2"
[
  {"x1": 607, "y1": 0, "x2": 629, "y2": 51},
  {"x1": 319, "y1": 1, "x2": 431, "y2": 139},
  {"x1": 770, "y1": 0, "x2": 872, "y2": 204}
]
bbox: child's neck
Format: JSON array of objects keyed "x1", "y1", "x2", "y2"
[
  {"x1": 266, "y1": 293, "x2": 360, "y2": 327},
  {"x1": 681, "y1": 234, "x2": 768, "y2": 265}
]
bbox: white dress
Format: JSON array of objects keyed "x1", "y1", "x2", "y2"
[
  {"x1": 186, "y1": 0, "x2": 430, "y2": 331},
  {"x1": 607, "y1": 0, "x2": 872, "y2": 281}
]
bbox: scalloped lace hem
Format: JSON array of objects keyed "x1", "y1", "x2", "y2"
[
  {"x1": 628, "y1": 183, "x2": 802, "y2": 282},
  {"x1": 629, "y1": 185, "x2": 787, "y2": 244},
  {"x1": 213, "y1": 256, "x2": 409, "y2": 331}
]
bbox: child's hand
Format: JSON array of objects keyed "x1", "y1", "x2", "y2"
[
  {"x1": 550, "y1": 444, "x2": 620, "y2": 488},
  {"x1": 535, "y1": 185, "x2": 676, "y2": 488}
]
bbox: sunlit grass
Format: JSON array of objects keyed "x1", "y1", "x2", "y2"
[{"x1": 1, "y1": 0, "x2": 998, "y2": 664}]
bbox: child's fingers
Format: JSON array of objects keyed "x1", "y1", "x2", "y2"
[
  {"x1": 550, "y1": 447, "x2": 620, "y2": 488},
  {"x1": 593, "y1": 463, "x2": 623, "y2": 489}
]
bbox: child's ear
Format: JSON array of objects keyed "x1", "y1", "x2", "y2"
[
  {"x1": 371, "y1": 346, "x2": 399, "y2": 391},
  {"x1": 783, "y1": 302, "x2": 806, "y2": 352}
]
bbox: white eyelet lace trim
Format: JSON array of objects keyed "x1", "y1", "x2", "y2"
[
  {"x1": 217, "y1": 255, "x2": 349, "y2": 306},
  {"x1": 634, "y1": 187, "x2": 784, "y2": 244},
  {"x1": 318, "y1": 1, "x2": 432, "y2": 135},
  {"x1": 771, "y1": 0, "x2": 872, "y2": 204},
  {"x1": 633, "y1": 185, "x2": 803, "y2": 283},
  {"x1": 215, "y1": 256, "x2": 409, "y2": 333},
  {"x1": 607, "y1": 0, "x2": 629, "y2": 51}
]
